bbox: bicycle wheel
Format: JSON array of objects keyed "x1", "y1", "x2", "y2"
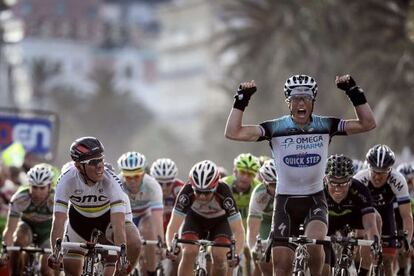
[
  {"x1": 340, "y1": 268, "x2": 349, "y2": 276},
  {"x1": 293, "y1": 271, "x2": 306, "y2": 276},
  {"x1": 156, "y1": 266, "x2": 165, "y2": 276}
]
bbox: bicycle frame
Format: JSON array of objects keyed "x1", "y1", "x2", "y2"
[
  {"x1": 54, "y1": 238, "x2": 124, "y2": 276},
  {"x1": 141, "y1": 236, "x2": 166, "y2": 276},
  {"x1": 1, "y1": 244, "x2": 52, "y2": 276},
  {"x1": 329, "y1": 235, "x2": 373, "y2": 276},
  {"x1": 171, "y1": 233, "x2": 236, "y2": 276}
]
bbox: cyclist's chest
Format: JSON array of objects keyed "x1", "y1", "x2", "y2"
[{"x1": 368, "y1": 185, "x2": 395, "y2": 207}]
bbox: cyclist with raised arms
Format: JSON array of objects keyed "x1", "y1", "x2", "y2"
[
  {"x1": 166, "y1": 160, "x2": 245, "y2": 276},
  {"x1": 225, "y1": 74, "x2": 376, "y2": 276},
  {"x1": 323, "y1": 154, "x2": 381, "y2": 276},
  {"x1": 118, "y1": 152, "x2": 164, "y2": 276},
  {"x1": 2, "y1": 164, "x2": 57, "y2": 276},
  {"x1": 354, "y1": 145, "x2": 413, "y2": 276},
  {"x1": 48, "y1": 137, "x2": 140, "y2": 276},
  {"x1": 247, "y1": 159, "x2": 277, "y2": 276}
]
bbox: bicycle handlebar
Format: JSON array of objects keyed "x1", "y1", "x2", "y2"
[
  {"x1": 61, "y1": 241, "x2": 121, "y2": 254},
  {"x1": 2, "y1": 245, "x2": 52, "y2": 254}
]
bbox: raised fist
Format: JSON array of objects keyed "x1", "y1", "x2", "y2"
[{"x1": 335, "y1": 75, "x2": 357, "y2": 92}]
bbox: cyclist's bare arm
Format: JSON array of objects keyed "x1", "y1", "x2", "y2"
[
  {"x1": 151, "y1": 209, "x2": 165, "y2": 241},
  {"x1": 111, "y1": 212, "x2": 127, "y2": 245},
  {"x1": 246, "y1": 217, "x2": 260, "y2": 250},
  {"x1": 2, "y1": 215, "x2": 19, "y2": 246},
  {"x1": 166, "y1": 213, "x2": 184, "y2": 248},
  {"x1": 50, "y1": 212, "x2": 67, "y2": 249},
  {"x1": 362, "y1": 212, "x2": 380, "y2": 240},
  {"x1": 399, "y1": 203, "x2": 413, "y2": 243},
  {"x1": 343, "y1": 103, "x2": 376, "y2": 135},
  {"x1": 225, "y1": 109, "x2": 262, "y2": 141},
  {"x1": 229, "y1": 218, "x2": 245, "y2": 255}
]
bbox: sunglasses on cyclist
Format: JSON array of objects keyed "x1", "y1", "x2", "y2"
[
  {"x1": 193, "y1": 189, "x2": 214, "y2": 196},
  {"x1": 287, "y1": 94, "x2": 314, "y2": 103},
  {"x1": 80, "y1": 156, "x2": 104, "y2": 167},
  {"x1": 328, "y1": 178, "x2": 350, "y2": 187},
  {"x1": 369, "y1": 167, "x2": 391, "y2": 175}
]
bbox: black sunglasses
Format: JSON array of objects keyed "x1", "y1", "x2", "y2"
[
  {"x1": 80, "y1": 157, "x2": 104, "y2": 166},
  {"x1": 193, "y1": 189, "x2": 214, "y2": 195}
]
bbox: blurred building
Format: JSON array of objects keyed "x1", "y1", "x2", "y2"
[
  {"x1": 10, "y1": 0, "x2": 160, "y2": 99},
  {"x1": 154, "y1": 0, "x2": 228, "y2": 148}
]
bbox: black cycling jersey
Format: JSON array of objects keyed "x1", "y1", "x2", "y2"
[{"x1": 325, "y1": 178, "x2": 375, "y2": 235}]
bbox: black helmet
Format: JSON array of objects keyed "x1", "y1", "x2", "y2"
[
  {"x1": 70, "y1": 136, "x2": 104, "y2": 162},
  {"x1": 366, "y1": 144, "x2": 395, "y2": 170},
  {"x1": 325, "y1": 154, "x2": 354, "y2": 179}
]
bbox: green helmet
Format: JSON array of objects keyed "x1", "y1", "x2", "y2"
[{"x1": 234, "y1": 153, "x2": 260, "y2": 174}]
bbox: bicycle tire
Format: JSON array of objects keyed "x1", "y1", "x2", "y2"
[
  {"x1": 156, "y1": 266, "x2": 165, "y2": 276},
  {"x1": 340, "y1": 268, "x2": 349, "y2": 276},
  {"x1": 293, "y1": 271, "x2": 306, "y2": 276},
  {"x1": 196, "y1": 268, "x2": 207, "y2": 276}
]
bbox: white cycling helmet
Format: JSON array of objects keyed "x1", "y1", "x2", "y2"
[
  {"x1": 284, "y1": 74, "x2": 318, "y2": 99},
  {"x1": 259, "y1": 159, "x2": 277, "y2": 185},
  {"x1": 117, "y1": 152, "x2": 146, "y2": 175},
  {"x1": 189, "y1": 160, "x2": 220, "y2": 192},
  {"x1": 150, "y1": 158, "x2": 178, "y2": 183},
  {"x1": 27, "y1": 164, "x2": 54, "y2": 187}
]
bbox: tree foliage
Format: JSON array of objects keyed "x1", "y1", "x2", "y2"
[{"x1": 212, "y1": 0, "x2": 414, "y2": 158}]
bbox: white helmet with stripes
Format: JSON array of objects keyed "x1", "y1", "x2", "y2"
[
  {"x1": 27, "y1": 164, "x2": 54, "y2": 187},
  {"x1": 189, "y1": 160, "x2": 220, "y2": 192},
  {"x1": 150, "y1": 158, "x2": 178, "y2": 183}
]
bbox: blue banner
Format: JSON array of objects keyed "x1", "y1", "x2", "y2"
[{"x1": 0, "y1": 108, "x2": 58, "y2": 159}]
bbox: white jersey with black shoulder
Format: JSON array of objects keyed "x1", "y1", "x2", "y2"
[{"x1": 54, "y1": 164, "x2": 128, "y2": 218}]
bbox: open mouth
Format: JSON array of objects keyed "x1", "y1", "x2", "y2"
[{"x1": 297, "y1": 109, "x2": 307, "y2": 116}]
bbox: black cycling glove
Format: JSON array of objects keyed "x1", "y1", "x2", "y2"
[
  {"x1": 233, "y1": 85, "x2": 257, "y2": 111},
  {"x1": 336, "y1": 75, "x2": 367, "y2": 106}
]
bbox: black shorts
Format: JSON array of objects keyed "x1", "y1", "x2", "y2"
[
  {"x1": 68, "y1": 206, "x2": 111, "y2": 242},
  {"x1": 271, "y1": 190, "x2": 328, "y2": 247},
  {"x1": 328, "y1": 211, "x2": 365, "y2": 235},
  {"x1": 181, "y1": 210, "x2": 232, "y2": 241}
]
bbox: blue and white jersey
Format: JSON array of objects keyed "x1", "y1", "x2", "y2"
[
  {"x1": 120, "y1": 174, "x2": 164, "y2": 220},
  {"x1": 258, "y1": 114, "x2": 346, "y2": 195}
]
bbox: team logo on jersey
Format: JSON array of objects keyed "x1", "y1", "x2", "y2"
[
  {"x1": 281, "y1": 138, "x2": 295, "y2": 149},
  {"x1": 70, "y1": 194, "x2": 108, "y2": 203},
  {"x1": 280, "y1": 135, "x2": 324, "y2": 150},
  {"x1": 283, "y1": 154, "x2": 321, "y2": 167},
  {"x1": 223, "y1": 198, "x2": 235, "y2": 209},
  {"x1": 178, "y1": 194, "x2": 189, "y2": 206}
]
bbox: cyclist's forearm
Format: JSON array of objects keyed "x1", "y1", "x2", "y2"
[
  {"x1": 400, "y1": 203, "x2": 413, "y2": 242},
  {"x1": 2, "y1": 216, "x2": 18, "y2": 246},
  {"x1": 151, "y1": 210, "x2": 164, "y2": 241},
  {"x1": 50, "y1": 212, "x2": 66, "y2": 249},
  {"x1": 247, "y1": 217, "x2": 260, "y2": 250},
  {"x1": 111, "y1": 213, "x2": 127, "y2": 245},
  {"x1": 230, "y1": 219, "x2": 245, "y2": 255}
]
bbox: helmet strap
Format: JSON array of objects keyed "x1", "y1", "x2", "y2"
[{"x1": 79, "y1": 164, "x2": 98, "y2": 185}]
